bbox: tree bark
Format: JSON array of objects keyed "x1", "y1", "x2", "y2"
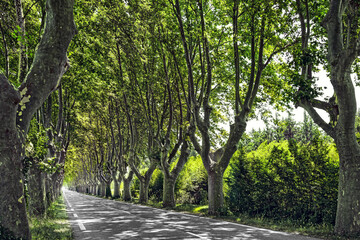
[
  {"x1": 0, "y1": 0, "x2": 75, "y2": 237},
  {"x1": 333, "y1": 72, "x2": 360, "y2": 235},
  {"x1": 161, "y1": 140, "x2": 190, "y2": 208},
  {"x1": 45, "y1": 175, "x2": 54, "y2": 208},
  {"x1": 335, "y1": 144, "x2": 360, "y2": 235},
  {"x1": 139, "y1": 178, "x2": 151, "y2": 204},
  {"x1": 0, "y1": 75, "x2": 30, "y2": 239},
  {"x1": 162, "y1": 175, "x2": 176, "y2": 208},
  {"x1": 105, "y1": 182, "x2": 112, "y2": 198},
  {"x1": 296, "y1": 0, "x2": 360, "y2": 235},
  {"x1": 123, "y1": 171, "x2": 133, "y2": 202},
  {"x1": 208, "y1": 169, "x2": 224, "y2": 215},
  {"x1": 27, "y1": 162, "x2": 46, "y2": 216},
  {"x1": 97, "y1": 184, "x2": 101, "y2": 196},
  {"x1": 113, "y1": 178, "x2": 121, "y2": 199},
  {"x1": 101, "y1": 182, "x2": 106, "y2": 197}
]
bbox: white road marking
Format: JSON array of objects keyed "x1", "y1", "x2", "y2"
[
  {"x1": 64, "y1": 190, "x2": 86, "y2": 231},
  {"x1": 77, "y1": 220, "x2": 86, "y2": 231},
  {"x1": 63, "y1": 191, "x2": 72, "y2": 208},
  {"x1": 186, "y1": 231, "x2": 206, "y2": 239}
]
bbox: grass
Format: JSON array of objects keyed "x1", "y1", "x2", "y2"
[{"x1": 29, "y1": 196, "x2": 73, "y2": 240}]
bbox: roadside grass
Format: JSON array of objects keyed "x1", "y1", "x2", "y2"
[{"x1": 29, "y1": 196, "x2": 73, "y2": 240}]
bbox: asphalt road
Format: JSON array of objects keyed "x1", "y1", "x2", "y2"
[{"x1": 63, "y1": 189, "x2": 321, "y2": 240}]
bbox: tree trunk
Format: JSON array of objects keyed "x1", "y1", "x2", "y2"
[
  {"x1": 0, "y1": 126, "x2": 30, "y2": 239},
  {"x1": 139, "y1": 178, "x2": 150, "y2": 204},
  {"x1": 113, "y1": 179, "x2": 121, "y2": 199},
  {"x1": 45, "y1": 175, "x2": 54, "y2": 208},
  {"x1": 208, "y1": 169, "x2": 224, "y2": 215},
  {"x1": 51, "y1": 172, "x2": 62, "y2": 200},
  {"x1": 123, "y1": 176, "x2": 133, "y2": 202},
  {"x1": 0, "y1": 75, "x2": 30, "y2": 239},
  {"x1": 334, "y1": 127, "x2": 360, "y2": 235},
  {"x1": 162, "y1": 175, "x2": 176, "y2": 208},
  {"x1": 0, "y1": 0, "x2": 75, "y2": 236},
  {"x1": 105, "y1": 182, "x2": 112, "y2": 198},
  {"x1": 97, "y1": 184, "x2": 101, "y2": 196},
  {"x1": 101, "y1": 182, "x2": 106, "y2": 197},
  {"x1": 27, "y1": 163, "x2": 46, "y2": 216}
]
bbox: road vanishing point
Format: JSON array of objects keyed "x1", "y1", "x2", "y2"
[{"x1": 63, "y1": 189, "x2": 321, "y2": 240}]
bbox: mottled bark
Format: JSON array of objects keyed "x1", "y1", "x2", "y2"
[
  {"x1": 296, "y1": 0, "x2": 360, "y2": 235},
  {"x1": 0, "y1": 75, "x2": 29, "y2": 239},
  {"x1": 139, "y1": 178, "x2": 151, "y2": 204},
  {"x1": 123, "y1": 171, "x2": 134, "y2": 201},
  {"x1": 333, "y1": 67, "x2": 360, "y2": 236},
  {"x1": 101, "y1": 182, "x2": 106, "y2": 197},
  {"x1": 162, "y1": 141, "x2": 190, "y2": 208},
  {"x1": 162, "y1": 176, "x2": 176, "y2": 208},
  {"x1": 113, "y1": 178, "x2": 121, "y2": 199},
  {"x1": 45, "y1": 175, "x2": 54, "y2": 208},
  {"x1": 0, "y1": 1, "x2": 75, "y2": 236},
  {"x1": 27, "y1": 163, "x2": 46, "y2": 216},
  {"x1": 208, "y1": 170, "x2": 224, "y2": 215},
  {"x1": 16, "y1": 0, "x2": 76, "y2": 134}
]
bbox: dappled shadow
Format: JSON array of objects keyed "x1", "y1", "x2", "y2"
[{"x1": 64, "y1": 190, "x2": 319, "y2": 240}]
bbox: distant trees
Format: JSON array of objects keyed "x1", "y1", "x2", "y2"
[{"x1": 59, "y1": 0, "x2": 360, "y2": 237}]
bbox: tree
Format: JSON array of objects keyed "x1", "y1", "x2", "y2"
[
  {"x1": 171, "y1": 0, "x2": 295, "y2": 215},
  {"x1": 0, "y1": 0, "x2": 75, "y2": 238},
  {"x1": 290, "y1": 0, "x2": 360, "y2": 235}
]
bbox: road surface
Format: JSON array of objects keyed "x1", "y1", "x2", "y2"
[{"x1": 63, "y1": 189, "x2": 321, "y2": 240}]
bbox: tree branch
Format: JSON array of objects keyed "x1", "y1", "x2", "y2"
[
  {"x1": 299, "y1": 100, "x2": 335, "y2": 138},
  {"x1": 17, "y1": 0, "x2": 76, "y2": 134}
]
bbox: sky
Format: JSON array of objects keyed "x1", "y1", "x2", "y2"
[{"x1": 246, "y1": 68, "x2": 360, "y2": 132}]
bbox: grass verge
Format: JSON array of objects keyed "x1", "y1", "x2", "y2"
[{"x1": 29, "y1": 196, "x2": 73, "y2": 240}]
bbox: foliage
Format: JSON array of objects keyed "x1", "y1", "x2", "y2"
[
  {"x1": 29, "y1": 196, "x2": 73, "y2": 240},
  {"x1": 242, "y1": 112, "x2": 328, "y2": 152},
  {"x1": 175, "y1": 155, "x2": 208, "y2": 205},
  {"x1": 226, "y1": 137, "x2": 338, "y2": 225},
  {"x1": 25, "y1": 118, "x2": 48, "y2": 161},
  {"x1": 149, "y1": 169, "x2": 163, "y2": 202}
]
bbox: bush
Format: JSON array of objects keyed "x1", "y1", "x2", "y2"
[
  {"x1": 149, "y1": 169, "x2": 163, "y2": 202},
  {"x1": 225, "y1": 137, "x2": 339, "y2": 225},
  {"x1": 175, "y1": 155, "x2": 208, "y2": 204}
]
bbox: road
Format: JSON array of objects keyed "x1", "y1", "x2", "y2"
[{"x1": 63, "y1": 189, "x2": 321, "y2": 240}]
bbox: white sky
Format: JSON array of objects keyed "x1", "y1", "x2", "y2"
[{"x1": 246, "y1": 68, "x2": 360, "y2": 132}]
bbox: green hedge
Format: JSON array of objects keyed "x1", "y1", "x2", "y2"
[{"x1": 226, "y1": 137, "x2": 339, "y2": 225}]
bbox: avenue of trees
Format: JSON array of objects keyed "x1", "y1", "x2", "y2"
[{"x1": 1, "y1": 0, "x2": 360, "y2": 239}]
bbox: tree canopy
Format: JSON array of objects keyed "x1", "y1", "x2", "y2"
[{"x1": 2, "y1": 0, "x2": 360, "y2": 238}]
